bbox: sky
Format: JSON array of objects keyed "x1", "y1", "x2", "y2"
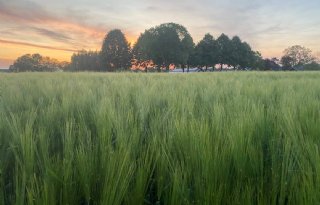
[{"x1": 1, "y1": 0, "x2": 320, "y2": 68}]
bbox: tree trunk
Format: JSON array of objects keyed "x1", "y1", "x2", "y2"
[
  {"x1": 205, "y1": 65, "x2": 208, "y2": 72},
  {"x1": 187, "y1": 65, "x2": 190, "y2": 73},
  {"x1": 220, "y1": 63, "x2": 223, "y2": 71}
]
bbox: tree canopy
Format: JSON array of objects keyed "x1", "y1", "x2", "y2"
[
  {"x1": 193, "y1": 33, "x2": 217, "y2": 69},
  {"x1": 69, "y1": 50, "x2": 101, "y2": 72},
  {"x1": 101, "y1": 29, "x2": 132, "y2": 71},
  {"x1": 216, "y1": 33, "x2": 232, "y2": 69},
  {"x1": 304, "y1": 61, "x2": 320, "y2": 71},
  {"x1": 281, "y1": 45, "x2": 315, "y2": 69},
  {"x1": 9, "y1": 54, "x2": 67, "y2": 72},
  {"x1": 262, "y1": 58, "x2": 281, "y2": 71},
  {"x1": 229, "y1": 36, "x2": 243, "y2": 68},
  {"x1": 133, "y1": 23, "x2": 194, "y2": 70}
]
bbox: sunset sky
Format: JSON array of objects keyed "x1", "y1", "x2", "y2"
[{"x1": 1, "y1": 0, "x2": 320, "y2": 68}]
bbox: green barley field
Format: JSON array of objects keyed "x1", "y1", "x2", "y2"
[{"x1": 0, "y1": 72, "x2": 320, "y2": 205}]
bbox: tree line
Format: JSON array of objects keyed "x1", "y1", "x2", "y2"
[
  {"x1": 9, "y1": 23, "x2": 320, "y2": 72},
  {"x1": 9, "y1": 54, "x2": 68, "y2": 72}
]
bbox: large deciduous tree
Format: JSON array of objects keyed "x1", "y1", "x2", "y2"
[
  {"x1": 280, "y1": 56, "x2": 295, "y2": 70},
  {"x1": 100, "y1": 29, "x2": 132, "y2": 71},
  {"x1": 228, "y1": 36, "x2": 263, "y2": 69},
  {"x1": 281, "y1": 45, "x2": 315, "y2": 69},
  {"x1": 249, "y1": 51, "x2": 264, "y2": 70},
  {"x1": 133, "y1": 23, "x2": 194, "y2": 71},
  {"x1": 194, "y1": 33, "x2": 217, "y2": 70},
  {"x1": 229, "y1": 36, "x2": 258, "y2": 70},
  {"x1": 216, "y1": 33, "x2": 232, "y2": 70},
  {"x1": 262, "y1": 57, "x2": 281, "y2": 71},
  {"x1": 229, "y1": 36, "x2": 242, "y2": 69},
  {"x1": 239, "y1": 42, "x2": 255, "y2": 69}
]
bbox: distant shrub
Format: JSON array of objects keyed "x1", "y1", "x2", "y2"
[
  {"x1": 304, "y1": 61, "x2": 320, "y2": 70},
  {"x1": 68, "y1": 50, "x2": 102, "y2": 72},
  {"x1": 9, "y1": 53, "x2": 69, "y2": 72}
]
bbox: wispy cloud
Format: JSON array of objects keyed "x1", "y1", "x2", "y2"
[
  {"x1": 0, "y1": 0, "x2": 107, "y2": 48},
  {"x1": 30, "y1": 27, "x2": 73, "y2": 42},
  {"x1": 0, "y1": 39, "x2": 78, "y2": 52},
  {"x1": 0, "y1": 0, "x2": 55, "y2": 24}
]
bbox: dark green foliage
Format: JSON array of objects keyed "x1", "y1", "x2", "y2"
[
  {"x1": 229, "y1": 36, "x2": 243, "y2": 68},
  {"x1": 281, "y1": 55, "x2": 295, "y2": 70},
  {"x1": 230, "y1": 36, "x2": 259, "y2": 69},
  {"x1": 216, "y1": 33, "x2": 232, "y2": 69},
  {"x1": 304, "y1": 61, "x2": 320, "y2": 70},
  {"x1": 214, "y1": 34, "x2": 261, "y2": 70},
  {"x1": 133, "y1": 23, "x2": 194, "y2": 70},
  {"x1": 132, "y1": 30, "x2": 153, "y2": 62},
  {"x1": 69, "y1": 50, "x2": 101, "y2": 71},
  {"x1": 238, "y1": 42, "x2": 254, "y2": 68},
  {"x1": 250, "y1": 51, "x2": 265, "y2": 70},
  {"x1": 194, "y1": 33, "x2": 217, "y2": 69},
  {"x1": 100, "y1": 29, "x2": 132, "y2": 71},
  {"x1": 261, "y1": 58, "x2": 281, "y2": 71},
  {"x1": 9, "y1": 54, "x2": 68, "y2": 72}
]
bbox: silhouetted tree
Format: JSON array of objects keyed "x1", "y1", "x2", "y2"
[
  {"x1": 216, "y1": 35, "x2": 257, "y2": 70},
  {"x1": 280, "y1": 55, "x2": 294, "y2": 70},
  {"x1": 194, "y1": 33, "x2": 217, "y2": 71},
  {"x1": 132, "y1": 30, "x2": 155, "y2": 71},
  {"x1": 101, "y1": 29, "x2": 132, "y2": 71},
  {"x1": 9, "y1": 53, "x2": 67, "y2": 72},
  {"x1": 229, "y1": 36, "x2": 243, "y2": 69},
  {"x1": 281, "y1": 45, "x2": 315, "y2": 69},
  {"x1": 133, "y1": 23, "x2": 194, "y2": 71},
  {"x1": 216, "y1": 33, "x2": 232, "y2": 70},
  {"x1": 187, "y1": 47, "x2": 199, "y2": 72},
  {"x1": 249, "y1": 51, "x2": 264, "y2": 70},
  {"x1": 239, "y1": 42, "x2": 256, "y2": 69},
  {"x1": 69, "y1": 50, "x2": 101, "y2": 71},
  {"x1": 263, "y1": 57, "x2": 281, "y2": 71}
]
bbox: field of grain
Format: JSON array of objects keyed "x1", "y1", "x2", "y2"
[{"x1": 0, "y1": 72, "x2": 320, "y2": 205}]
